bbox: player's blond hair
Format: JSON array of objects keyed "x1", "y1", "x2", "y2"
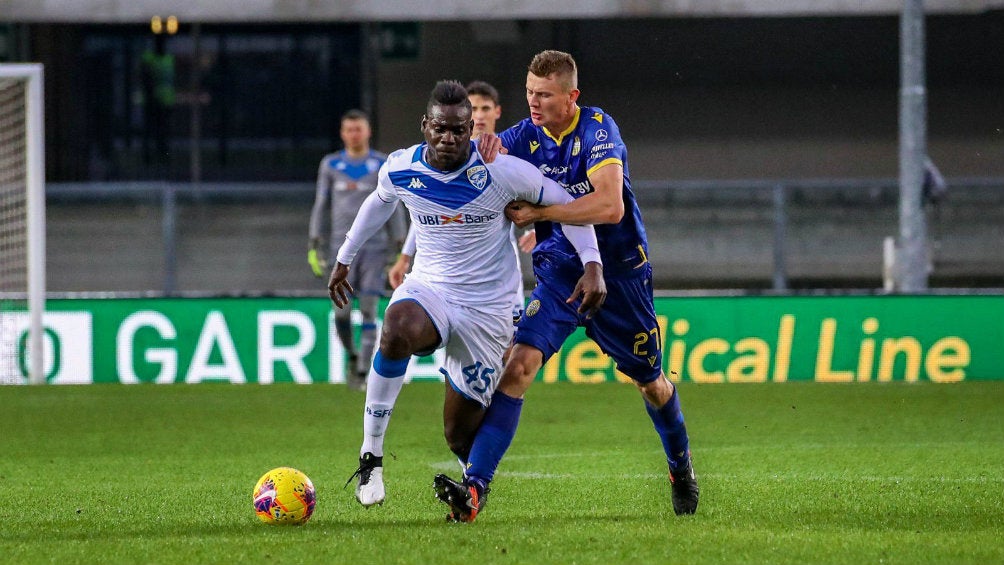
[{"x1": 528, "y1": 50, "x2": 578, "y2": 92}]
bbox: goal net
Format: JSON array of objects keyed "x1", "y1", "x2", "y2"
[{"x1": 0, "y1": 64, "x2": 45, "y2": 385}]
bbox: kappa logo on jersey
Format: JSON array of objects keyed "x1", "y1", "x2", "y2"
[
  {"x1": 466, "y1": 165, "x2": 488, "y2": 190},
  {"x1": 408, "y1": 177, "x2": 427, "y2": 189},
  {"x1": 572, "y1": 136, "x2": 581, "y2": 157},
  {"x1": 416, "y1": 212, "x2": 500, "y2": 225},
  {"x1": 529, "y1": 140, "x2": 540, "y2": 154},
  {"x1": 591, "y1": 112, "x2": 604, "y2": 123},
  {"x1": 595, "y1": 129, "x2": 609, "y2": 141}
]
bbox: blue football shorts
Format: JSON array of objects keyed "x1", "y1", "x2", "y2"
[{"x1": 515, "y1": 263, "x2": 663, "y2": 384}]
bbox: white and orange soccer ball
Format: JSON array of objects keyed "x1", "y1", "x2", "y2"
[{"x1": 252, "y1": 467, "x2": 316, "y2": 525}]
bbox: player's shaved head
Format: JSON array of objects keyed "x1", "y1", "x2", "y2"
[
  {"x1": 427, "y1": 80, "x2": 472, "y2": 115},
  {"x1": 528, "y1": 50, "x2": 578, "y2": 93}
]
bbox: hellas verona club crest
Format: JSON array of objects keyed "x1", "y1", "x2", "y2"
[
  {"x1": 467, "y1": 165, "x2": 488, "y2": 190},
  {"x1": 525, "y1": 299, "x2": 541, "y2": 317}
]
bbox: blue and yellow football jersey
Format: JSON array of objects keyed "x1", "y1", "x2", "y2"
[{"x1": 499, "y1": 105, "x2": 650, "y2": 278}]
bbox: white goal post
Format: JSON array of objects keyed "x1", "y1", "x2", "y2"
[{"x1": 0, "y1": 64, "x2": 45, "y2": 385}]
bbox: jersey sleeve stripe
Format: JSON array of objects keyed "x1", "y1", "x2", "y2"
[
  {"x1": 586, "y1": 157, "x2": 623, "y2": 177},
  {"x1": 533, "y1": 189, "x2": 545, "y2": 205}
]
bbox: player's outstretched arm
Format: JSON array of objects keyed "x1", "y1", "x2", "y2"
[
  {"x1": 334, "y1": 188, "x2": 400, "y2": 266},
  {"x1": 330, "y1": 182, "x2": 399, "y2": 307}
]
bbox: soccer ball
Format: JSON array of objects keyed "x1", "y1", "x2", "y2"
[{"x1": 252, "y1": 467, "x2": 317, "y2": 525}]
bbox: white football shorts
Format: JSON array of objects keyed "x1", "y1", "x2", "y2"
[{"x1": 388, "y1": 277, "x2": 513, "y2": 407}]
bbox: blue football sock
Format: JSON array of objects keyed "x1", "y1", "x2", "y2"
[
  {"x1": 372, "y1": 350, "x2": 409, "y2": 378},
  {"x1": 645, "y1": 388, "x2": 691, "y2": 471},
  {"x1": 465, "y1": 391, "x2": 523, "y2": 487}
]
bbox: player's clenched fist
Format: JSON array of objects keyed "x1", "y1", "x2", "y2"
[
  {"x1": 327, "y1": 263, "x2": 354, "y2": 308},
  {"x1": 505, "y1": 200, "x2": 542, "y2": 228}
]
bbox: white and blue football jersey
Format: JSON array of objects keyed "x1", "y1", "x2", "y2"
[{"x1": 376, "y1": 142, "x2": 547, "y2": 309}]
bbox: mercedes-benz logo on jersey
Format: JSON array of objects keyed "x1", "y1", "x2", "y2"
[
  {"x1": 466, "y1": 165, "x2": 488, "y2": 190},
  {"x1": 595, "y1": 129, "x2": 608, "y2": 141}
]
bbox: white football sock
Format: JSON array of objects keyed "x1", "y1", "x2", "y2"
[{"x1": 360, "y1": 368, "x2": 406, "y2": 458}]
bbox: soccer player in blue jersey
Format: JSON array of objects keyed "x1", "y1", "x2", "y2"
[
  {"x1": 309, "y1": 110, "x2": 406, "y2": 390},
  {"x1": 434, "y1": 50, "x2": 700, "y2": 521}
]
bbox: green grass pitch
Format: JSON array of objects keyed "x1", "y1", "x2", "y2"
[{"x1": 2, "y1": 381, "x2": 1002, "y2": 564}]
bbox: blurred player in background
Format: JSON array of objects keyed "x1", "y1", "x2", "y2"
[
  {"x1": 467, "y1": 80, "x2": 503, "y2": 139},
  {"x1": 309, "y1": 109, "x2": 405, "y2": 390},
  {"x1": 389, "y1": 81, "x2": 528, "y2": 328},
  {"x1": 434, "y1": 50, "x2": 700, "y2": 521},
  {"x1": 331, "y1": 81, "x2": 605, "y2": 513}
]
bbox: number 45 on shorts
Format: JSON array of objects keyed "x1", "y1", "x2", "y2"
[{"x1": 462, "y1": 362, "x2": 495, "y2": 394}]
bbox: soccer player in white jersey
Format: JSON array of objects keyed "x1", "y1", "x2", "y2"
[
  {"x1": 329, "y1": 81, "x2": 606, "y2": 513},
  {"x1": 388, "y1": 81, "x2": 527, "y2": 325}
]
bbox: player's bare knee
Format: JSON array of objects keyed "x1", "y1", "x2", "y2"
[
  {"x1": 502, "y1": 359, "x2": 534, "y2": 385},
  {"x1": 377, "y1": 328, "x2": 413, "y2": 358},
  {"x1": 499, "y1": 346, "x2": 543, "y2": 396},
  {"x1": 638, "y1": 375, "x2": 673, "y2": 407},
  {"x1": 377, "y1": 317, "x2": 417, "y2": 357},
  {"x1": 379, "y1": 302, "x2": 431, "y2": 357}
]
